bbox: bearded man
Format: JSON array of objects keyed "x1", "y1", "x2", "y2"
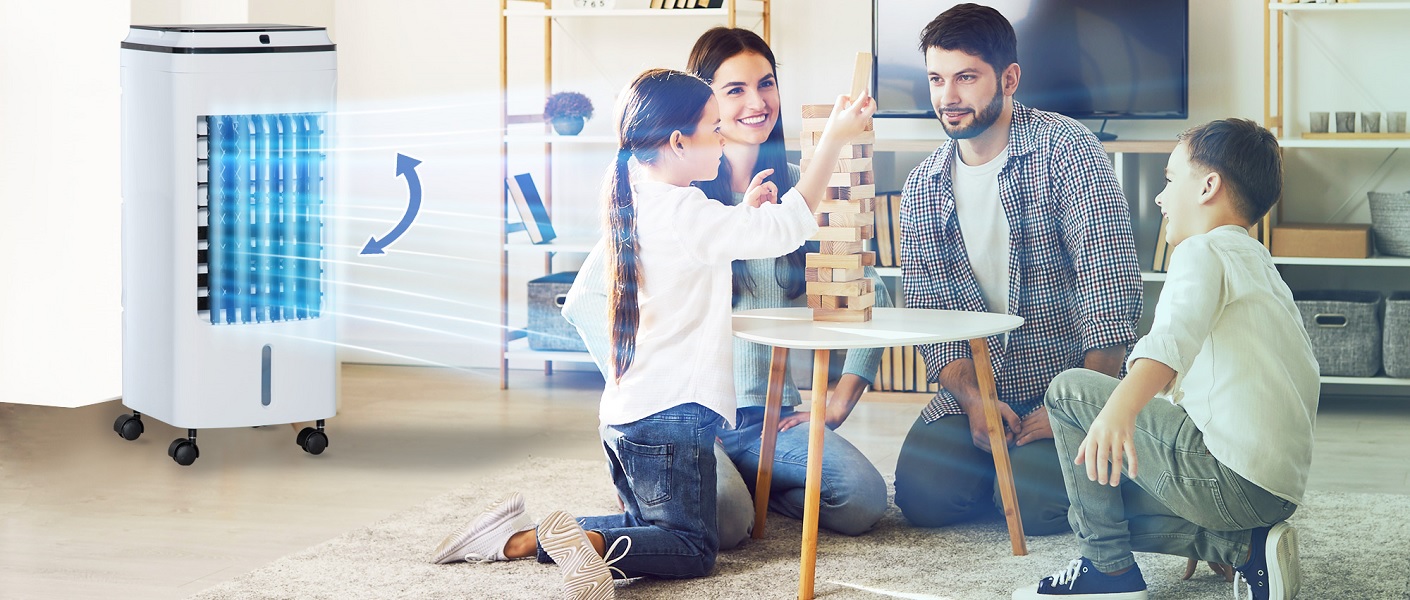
[{"x1": 893, "y1": 3, "x2": 1143, "y2": 535}]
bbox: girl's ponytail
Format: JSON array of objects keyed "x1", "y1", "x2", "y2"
[{"x1": 608, "y1": 147, "x2": 639, "y2": 383}]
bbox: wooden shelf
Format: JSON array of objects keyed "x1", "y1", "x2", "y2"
[
  {"x1": 1271, "y1": 1, "x2": 1410, "y2": 11},
  {"x1": 504, "y1": 133, "x2": 616, "y2": 145},
  {"x1": 1279, "y1": 137, "x2": 1410, "y2": 148},
  {"x1": 1322, "y1": 375, "x2": 1410, "y2": 386},
  {"x1": 1271, "y1": 255, "x2": 1410, "y2": 267},
  {"x1": 504, "y1": 4, "x2": 764, "y2": 18},
  {"x1": 505, "y1": 237, "x2": 599, "y2": 253},
  {"x1": 785, "y1": 138, "x2": 1177, "y2": 154},
  {"x1": 505, "y1": 336, "x2": 595, "y2": 363}
]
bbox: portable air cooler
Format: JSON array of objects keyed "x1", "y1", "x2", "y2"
[{"x1": 116, "y1": 25, "x2": 337, "y2": 465}]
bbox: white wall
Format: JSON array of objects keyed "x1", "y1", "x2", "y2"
[
  {"x1": 0, "y1": 1, "x2": 129, "y2": 407},
  {"x1": 5, "y1": 1, "x2": 1403, "y2": 392}
]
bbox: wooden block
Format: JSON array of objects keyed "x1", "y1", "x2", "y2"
[
  {"x1": 826, "y1": 170, "x2": 874, "y2": 188},
  {"x1": 813, "y1": 306, "x2": 872, "y2": 322},
  {"x1": 851, "y1": 51, "x2": 872, "y2": 100},
  {"x1": 800, "y1": 117, "x2": 872, "y2": 133},
  {"x1": 809, "y1": 224, "x2": 873, "y2": 243},
  {"x1": 821, "y1": 240, "x2": 865, "y2": 254},
  {"x1": 828, "y1": 266, "x2": 865, "y2": 282},
  {"x1": 826, "y1": 211, "x2": 874, "y2": 227},
  {"x1": 811, "y1": 291, "x2": 875, "y2": 311},
  {"x1": 806, "y1": 251, "x2": 875, "y2": 269},
  {"x1": 805, "y1": 267, "x2": 832, "y2": 283},
  {"x1": 801, "y1": 104, "x2": 835, "y2": 119},
  {"x1": 801, "y1": 157, "x2": 873, "y2": 173},
  {"x1": 828, "y1": 184, "x2": 875, "y2": 200},
  {"x1": 818, "y1": 197, "x2": 874, "y2": 214},
  {"x1": 807, "y1": 129, "x2": 876, "y2": 146},
  {"x1": 802, "y1": 142, "x2": 871, "y2": 160},
  {"x1": 806, "y1": 279, "x2": 873, "y2": 297}
]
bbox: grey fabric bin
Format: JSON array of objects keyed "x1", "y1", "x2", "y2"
[
  {"x1": 1293, "y1": 290, "x2": 1382, "y2": 377},
  {"x1": 1385, "y1": 292, "x2": 1410, "y2": 378},
  {"x1": 1368, "y1": 190, "x2": 1410, "y2": 257},
  {"x1": 527, "y1": 271, "x2": 587, "y2": 352}
]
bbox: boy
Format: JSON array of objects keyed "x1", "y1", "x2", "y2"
[{"x1": 1013, "y1": 118, "x2": 1319, "y2": 600}]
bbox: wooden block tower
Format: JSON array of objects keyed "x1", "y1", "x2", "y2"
[{"x1": 801, "y1": 52, "x2": 876, "y2": 323}]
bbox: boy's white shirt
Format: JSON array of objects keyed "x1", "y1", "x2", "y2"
[
  {"x1": 599, "y1": 180, "x2": 819, "y2": 429},
  {"x1": 1128, "y1": 225, "x2": 1320, "y2": 504}
]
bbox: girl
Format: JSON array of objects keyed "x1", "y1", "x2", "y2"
[{"x1": 433, "y1": 69, "x2": 873, "y2": 599}]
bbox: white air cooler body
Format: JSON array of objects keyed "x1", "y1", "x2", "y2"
[{"x1": 120, "y1": 25, "x2": 337, "y2": 429}]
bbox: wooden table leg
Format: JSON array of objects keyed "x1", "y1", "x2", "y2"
[
  {"x1": 798, "y1": 348, "x2": 830, "y2": 600},
  {"x1": 971, "y1": 337, "x2": 1027, "y2": 556},
  {"x1": 752, "y1": 346, "x2": 788, "y2": 540}
]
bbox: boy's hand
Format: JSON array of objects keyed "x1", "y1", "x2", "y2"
[
  {"x1": 1014, "y1": 406, "x2": 1054, "y2": 446},
  {"x1": 1075, "y1": 401, "x2": 1139, "y2": 486},
  {"x1": 819, "y1": 92, "x2": 876, "y2": 147},
  {"x1": 741, "y1": 168, "x2": 778, "y2": 207}
]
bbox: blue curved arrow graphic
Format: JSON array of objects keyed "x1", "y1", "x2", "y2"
[{"x1": 361, "y1": 153, "x2": 422, "y2": 255}]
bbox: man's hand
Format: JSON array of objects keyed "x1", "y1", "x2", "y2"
[
  {"x1": 965, "y1": 400, "x2": 1021, "y2": 454},
  {"x1": 1014, "y1": 405, "x2": 1054, "y2": 446}
]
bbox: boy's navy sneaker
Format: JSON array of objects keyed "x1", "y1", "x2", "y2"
[
  {"x1": 1235, "y1": 522, "x2": 1300, "y2": 599},
  {"x1": 1013, "y1": 557, "x2": 1149, "y2": 599}
]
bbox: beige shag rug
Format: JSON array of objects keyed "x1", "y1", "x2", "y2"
[{"x1": 190, "y1": 457, "x2": 1410, "y2": 599}]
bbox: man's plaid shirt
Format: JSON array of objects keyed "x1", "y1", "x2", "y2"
[{"x1": 900, "y1": 102, "x2": 1143, "y2": 423}]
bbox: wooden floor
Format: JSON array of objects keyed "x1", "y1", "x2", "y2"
[{"x1": 2, "y1": 364, "x2": 1408, "y2": 599}]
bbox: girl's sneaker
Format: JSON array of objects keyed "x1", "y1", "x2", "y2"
[
  {"x1": 1235, "y1": 522, "x2": 1300, "y2": 600},
  {"x1": 1013, "y1": 557, "x2": 1149, "y2": 599},
  {"x1": 538, "y1": 510, "x2": 615, "y2": 600},
  {"x1": 430, "y1": 492, "x2": 533, "y2": 564}
]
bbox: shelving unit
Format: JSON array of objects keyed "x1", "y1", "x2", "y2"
[
  {"x1": 1264, "y1": 0, "x2": 1410, "y2": 391},
  {"x1": 498, "y1": 0, "x2": 771, "y2": 388}
]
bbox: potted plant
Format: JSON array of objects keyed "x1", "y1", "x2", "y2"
[{"x1": 544, "y1": 91, "x2": 593, "y2": 136}]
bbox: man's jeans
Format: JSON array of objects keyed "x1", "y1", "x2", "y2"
[
  {"x1": 537, "y1": 402, "x2": 722, "y2": 579},
  {"x1": 717, "y1": 406, "x2": 888, "y2": 536},
  {"x1": 1046, "y1": 369, "x2": 1298, "y2": 573}
]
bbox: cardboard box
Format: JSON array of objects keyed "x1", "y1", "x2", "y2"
[{"x1": 1271, "y1": 223, "x2": 1373, "y2": 259}]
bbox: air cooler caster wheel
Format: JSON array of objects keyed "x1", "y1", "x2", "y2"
[
  {"x1": 298, "y1": 427, "x2": 328, "y2": 455},
  {"x1": 113, "y1": 414, "x2": 144, "y2": 441},
  {"x1": 168, "y1": 439, "x2": 199, "y2": 466}
]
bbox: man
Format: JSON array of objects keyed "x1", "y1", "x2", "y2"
[{"x1": 893, "y1": 3, "x2": 1143, "y2": 536}]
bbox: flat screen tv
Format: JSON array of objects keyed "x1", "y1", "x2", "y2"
[{"x1": 874, "y1": 0, "x2": 1188, "y2": 124}]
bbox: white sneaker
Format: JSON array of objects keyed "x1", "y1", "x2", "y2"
[
  {"x1": 430, "y1": 492, "x2": 533, "y2": 564},
  {"x1": 538, "y1": 510, "x2": 616, "y2": 600}
]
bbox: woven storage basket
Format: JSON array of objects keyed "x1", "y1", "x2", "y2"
[
  {"x1": 1385, "y1": 292, "x2": 1410, "y2": 378},
  {"x1": 1368, "y1": 190, "x2": 1410, "y2": 257},
  {"x1": 527, "y1": 271, "x2": 587, "y2": 352},
  {"x1": 1293, "y1": 290, "x2": 1382, "y2": 377}
]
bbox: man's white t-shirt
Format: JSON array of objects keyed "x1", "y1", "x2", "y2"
[{"x1": 952, "y1": 145, "x2": 1011, "y2": 316}]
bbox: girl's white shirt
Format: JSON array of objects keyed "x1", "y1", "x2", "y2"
[{"x1": 599, "y1": 179, "x2": 819, "y2": 428}]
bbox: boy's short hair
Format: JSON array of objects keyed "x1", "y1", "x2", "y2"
[
  {"x1": 1178, "y1": 119, "x2": 1283, "y2": 223},
  {"x1": 918, "y1": 3, "x2": 1017, "y2": 76}
]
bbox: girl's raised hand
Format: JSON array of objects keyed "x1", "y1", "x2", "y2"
[
  {"x1": 742, "y1": 168, "x2": 778, "y2": 207},
  {"x1": 819, "y1": 91, "x2": 876, "y2": 147}
]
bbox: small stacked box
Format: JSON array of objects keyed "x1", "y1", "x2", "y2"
[{"x1": 799, "y1": 102, "x2": 876, "y2": 323}]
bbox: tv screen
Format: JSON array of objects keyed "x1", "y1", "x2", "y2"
[{"x1": 873, "y1": 0, "x2": 1188, "y2": 120}]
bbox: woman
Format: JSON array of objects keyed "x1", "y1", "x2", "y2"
[{"x1": 563, "y1": 27, "x2": 889, "y2": 546}]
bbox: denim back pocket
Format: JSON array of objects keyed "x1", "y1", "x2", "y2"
[
  {"x1": 618, "y1": 437, "x2": 674, "y2": 507},
  {"x1": 1156, "y1": 472, "x2": 1239, "y2": 530}
]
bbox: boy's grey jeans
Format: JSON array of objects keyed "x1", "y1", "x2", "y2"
[{"x1": 1045, "y1": 369, "x2": 1298, "y2": 573}]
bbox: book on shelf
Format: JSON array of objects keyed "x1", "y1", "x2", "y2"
[
  {"x1": 506, "y1": 173, "x2": 556, "y2": 244},
  {"x1": 1152, "y1": 217, "x2": 1171, "y2": 272}
]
